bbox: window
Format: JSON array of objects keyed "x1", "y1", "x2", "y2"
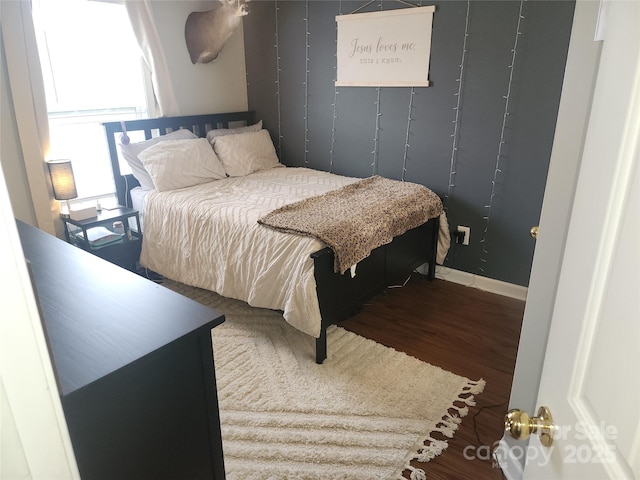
[{"x1": 33, "y1": 0, "x2": 153, "y2": 202}]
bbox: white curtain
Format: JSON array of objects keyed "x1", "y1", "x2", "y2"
[
  {"x1": 1, "y1": 0, "x2": 58, "y2": 236},
  {"x1": 124, "y1": 0, "x2": 180, "y2": 117}
]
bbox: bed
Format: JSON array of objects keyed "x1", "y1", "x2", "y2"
[{"x1": 102, "y1": 112, "x2": 449, "y2": 363}]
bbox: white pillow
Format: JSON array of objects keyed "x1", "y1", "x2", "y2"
[
  {"x1": 120, "y1": 129, "x2": 198, "y2": 190},
  {"x1": 138, "y1": 138, "x2": 227, "y2": 191},
  {"x1": 213, "y1": 129, "x2": 282, "y2": 177},
  {"x1": 205, "y1": 120, "x2": 263, "y2": 144}
]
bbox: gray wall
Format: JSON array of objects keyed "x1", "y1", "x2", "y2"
[{"x1": 244, "y1": 0, "x2": 575, "y2": 286}]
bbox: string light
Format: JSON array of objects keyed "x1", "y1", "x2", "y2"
[
  {"x1": 444, "y1": 0, "x2": 471, "y2": 211},
  {"x1": 401, "y1": 88, "x2": 415, "y2": 181},
  {"x1": 478, "y1": 0, "x2": 526, "y2": 274},
  {"x1": 371, "y1": 87, "x2": 382, "y2": 175},
  {"x1": 370, "y1": 0, "x2": 384, "y2": 176},
  {"x1": 401, "y1": 0, "x2": 423, "y2": 181},
  {"x1": 329, "y1": 1, "x2": 343, "y2": 173},
  {"x1": 303, "y1": 0, "x2": 310, "y2": 165},
  {"x1": 274, "y1": 0, "x2": 283, "y2": 156}
]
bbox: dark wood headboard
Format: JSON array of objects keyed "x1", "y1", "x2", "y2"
[{"x1": 102, "y1": 111, "x2": 255, "y2": 207}]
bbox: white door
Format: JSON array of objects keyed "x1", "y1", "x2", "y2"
[{"x1": 521, "y1": 1, "x2": 640, "y2": 478}]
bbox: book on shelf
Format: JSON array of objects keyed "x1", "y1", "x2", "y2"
[{"x1": 75, "y1": 226, "x2": 124, "y2": 249}]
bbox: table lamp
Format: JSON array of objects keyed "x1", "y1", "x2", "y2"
[
  {"x1": 47, "y1": 159, "x2": 96, "y2": 220},
  {"x1": 47, "y1": 159, "x2": 77, "y2": 218}
]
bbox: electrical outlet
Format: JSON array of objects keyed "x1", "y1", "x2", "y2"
[{"x1": 457, "y1": 226, "x2": 470, "y2": 246}]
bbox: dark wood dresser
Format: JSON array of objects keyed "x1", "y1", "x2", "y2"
[{"x1": 17, "y1": 220, "x2": 226, "y2": 480}]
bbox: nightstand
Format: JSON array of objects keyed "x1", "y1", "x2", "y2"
[{"x1": 62, "y1": 207, "x2": 142, "y2": 272}]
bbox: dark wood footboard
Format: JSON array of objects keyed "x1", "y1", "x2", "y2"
[{"x1": 312, "y1": 216, "x2": 440, "y2": 363}]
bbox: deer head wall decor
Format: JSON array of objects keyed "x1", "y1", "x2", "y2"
[{"x1": 185, "y1": 0, "x2": 250, "y2": 64}]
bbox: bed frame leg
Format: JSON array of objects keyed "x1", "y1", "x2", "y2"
[
  {"x1": 427, "y1": 216, "x2": 440, "y2": 281},
  {"x1": 315, "y1": 327, "x2": 327, "y2": 364},
  {"x1": 427, "y1": 261, "x2": 436, "y2": 280}
]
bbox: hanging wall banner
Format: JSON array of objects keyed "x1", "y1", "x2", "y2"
[{"x1": 336, "y1": 6, "x2": 435, "y2": 87}]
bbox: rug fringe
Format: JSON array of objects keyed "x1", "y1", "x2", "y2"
[
  {"x1": 407, "y1": 465, "x2": 427, "y2": 480},
  {"x1": 399, "y1": 377, "x2": 486, "y2": 480},
  {"x1": 464, "y1": 378, "x2": 487, "y2": 395}
]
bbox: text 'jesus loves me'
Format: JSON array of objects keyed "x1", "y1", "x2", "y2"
[{"x1": 348, "y1": 37, "x2": 416, "y2": 59}]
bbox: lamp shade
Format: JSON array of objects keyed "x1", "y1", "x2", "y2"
[{"x1": 47, "y1": 160, "x2": 78, "y2": 200}]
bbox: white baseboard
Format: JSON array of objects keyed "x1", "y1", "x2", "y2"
[
  {"x1": 495, "y1": 438, "x2": 524, "y2": 480},
  {"x1": 432, "y1": 266, "x2": 528, "y2": 301}
]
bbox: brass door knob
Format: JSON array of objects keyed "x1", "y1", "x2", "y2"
[
  {"x1": 530, "y1": 226, "x2": 539, "y2": 239},
  {"x1": 505, "y1": 406, "x2": 555, "y2": 447}
]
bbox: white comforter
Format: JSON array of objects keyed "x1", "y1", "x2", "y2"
[
  {"x1": 140, "y1": 166, "x2": 449, "y2": 338},
  {"x1": 140, "y1": 167, "x2": 359, "y2": 337}
]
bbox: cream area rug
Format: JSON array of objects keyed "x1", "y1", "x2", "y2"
[{"x1": 162, "y1": 279, "x2": 485, "y2": 480}]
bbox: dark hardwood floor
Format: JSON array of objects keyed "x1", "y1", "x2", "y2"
[{"x1": 339, "y1": 274, "x2": 525, "y2": 480}]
